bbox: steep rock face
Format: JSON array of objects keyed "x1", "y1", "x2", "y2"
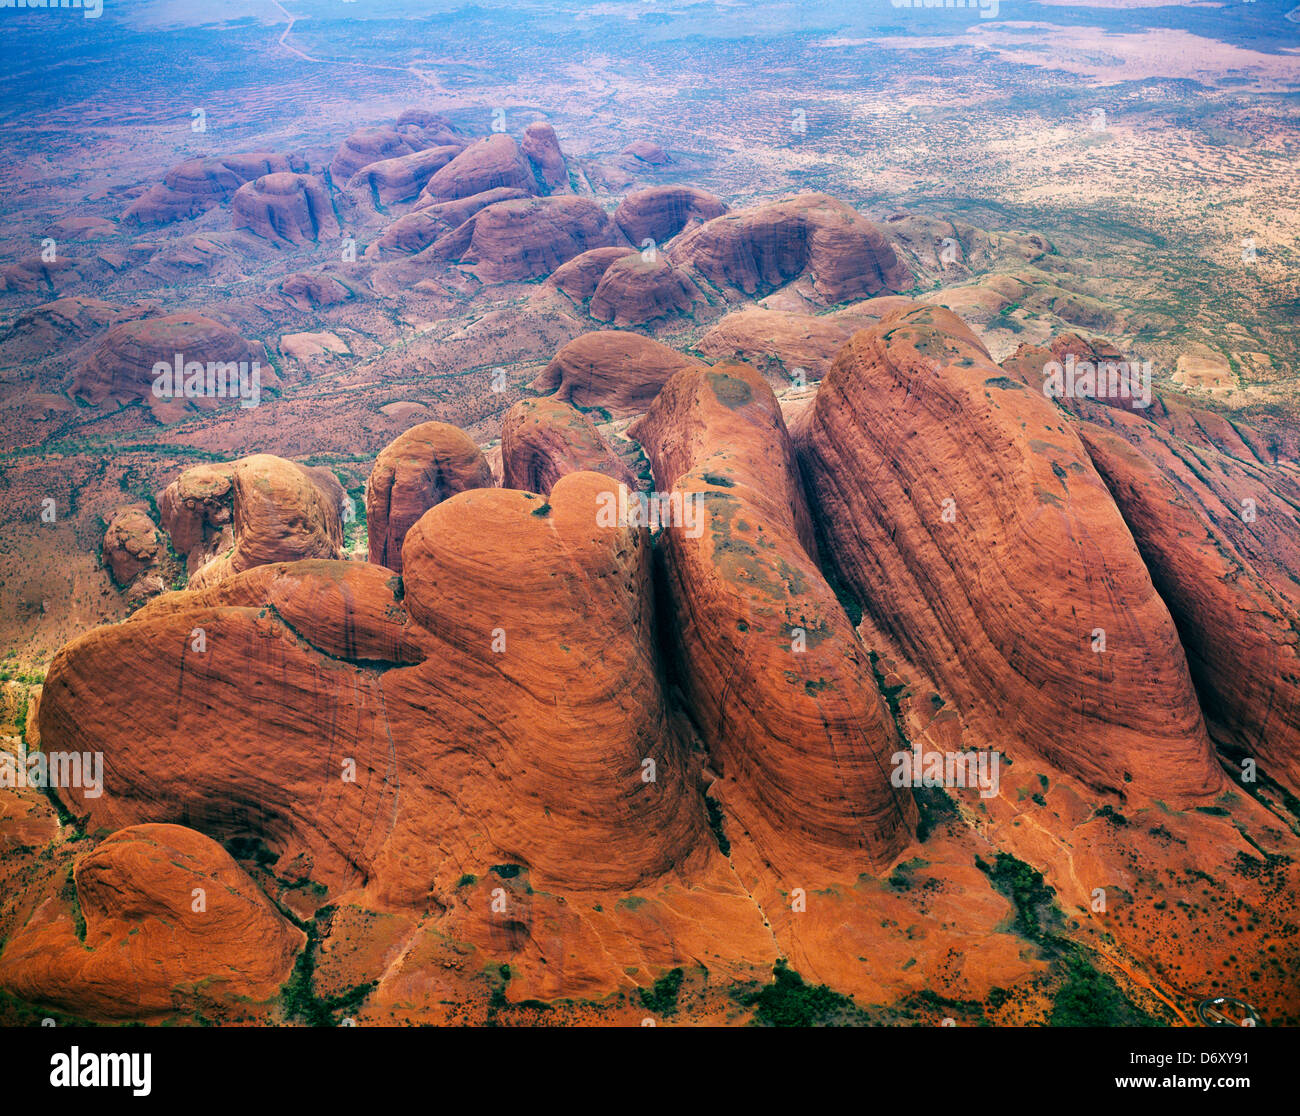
[
  {"x1": 1003, "y1": 336, "x2": 1300, "y2": 796},
  {"x1": 588, "y1": 253, "x2": 704, "y2": 326},
  {"x1": 36, "y1": 475, "x2": 708, "y2": 907},
  {"x1": 1075, "y1": 416, "x2": 1300, "y2": 796},
  {"x1": 122, "y1": 152, "x2": 307, "y2": 226},
  {"x1": 628, "y1": 360, "x2": 915, "y2": 877},
  {"x1": 72, "y1": 312, "x2": 268, "y2": 419},
  {"x1": 430, "y1": 196, "x2": 622, "y2": 282},
  {"x1": 365, "y1": 421, "x2": 494, "y2": 573},
  {"x1": 520, "y1": 122, "x2": 570, "y2": 194},
  {"x1": 378, "y1": 471, "x2": 707, "y2": 898},
  {"x1": 501, "y1": 397, "x2": 636, "y2": 494},
  {"x1": 795, "y1": 304, "x2": 1221, "y2": 801},
  {"x1": 373, "y1": 187, "x2": 529, "y2": 256},
  {"x1": 343, "y1": 144, "x2": 462, "y2": 209},
  {"x1": 421, "y1": 135, "x2": 538, "y2": 203},
  {"x1": 159, "y1": 455, "x2": 345, "y2": 586},
  {"x1": 614, "y1": 185, "x2": 728, "y2": 247},
  {"x1": 328, "y1": 122, "x2": 458, "y2": 183},
  {"x1": 0, "y1": 824, "x2": 304, "y2": 1020},
  {"x1": 231, "y1": 172, "x2": 339, "y2": 245},
  {"x1": 530, "y1": 330, "x2": 706, "y2": 416},
  {"x1": 545, "y1": 246, "x2": 638, "y2": 300},
  {"x1": 670, "y1": 193, "x2": 910, "y2": 302}
]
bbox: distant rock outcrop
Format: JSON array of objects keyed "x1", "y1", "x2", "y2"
[
  {"x1": 621, "y1": 140, "x2": 670, "y2": 166},
  {"x1": 530, "y1": 330, "x2": 706, "y2": 416},
  {"x1": 122, "y1": 152, "x2": 308, "y2": 227},
  {"x1": 545, "y1": 246, "x2": 638, "y2": 300},
  {"x1": 343, "y1": 144, "x2": 463, "y2": 210},
  {"x1": 429, "y1": 196, "x2": 621, "y2": 282},
  {"x1": 373, "y1": 187, "x2": 530, "y2": 256},
  {"x1": 521, "y1": 122, "x2": 571, "y2": 194},
  {"x1": 670, "y1": 193, "x2": 910, "y2": 302},
  {"x1": 420, "y1": 135, "x2": 538, "y2": 204},
  {"x1": 501, "y1": 397, "x2": 636, "y2": 494},
  {"x1": 72, "y1": 312, "x2": 269, "y2": 420},
  {"x1": 614, "y1": 185, "x2": 728, "y2": 247},
  {"x1": 279, "y1": 272, "x2": 354, "y2": 310},
  {"x1": 0, "y1": 297, "x2": 156, "y2": 362},
  {"x1": 329, "y1": 119, "x2": 460, "y2": 183},
  {"x1": 588, "y1": 253, "x2": 704, "y2": 326},
  {"x1": 365, "y1": 422, "x2": 494, "y2": 573},
  {"x1": 231, "y1": 172, "x2": 340, "y2": 245}
]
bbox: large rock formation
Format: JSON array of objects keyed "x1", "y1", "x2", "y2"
[
  {"x1": 159, "y1": 455, "x2": 346, "y2": 587},
  {"x1": 1004, "y1": 335, "x2": 1300, "y2": 796},
  {"x1": 545, "y1": 246, "x2": 638, "y2": 300},
  {"x1": 36, "y1": 473, "x2": 709, "y2": 908},
  {"x1": 343, "y1": 144, "x2": 463, "y2": 210},
  {"x1": 102, "y1": 506, "x2": 166, "y2": 606},
  {"x1": 365, "y1": 422, "x2": 494, "y2": 573},
  {"x1": 501, "y1": 397, "x2": 636, "y2": 494},
  {"x1": 696, "y1": 299, "x2": 914, "y2": 380},
  {"x1": 231, "y1": 172, "x2": 340, "y2": 245},
  {"x1": 670, "y1": 193, "x2": 910, "y2": 302},
  {"x1": 279, "y1": 272, "x2": 354, "y2": 310},
  {"x1": 329, "y1": 120, "x2": 459, "y2": 183},
  {"x1": 0, "y1": 824, "x2": 304, "y2": 1020},
  {"x1": 0, "y1": 297, "x2": 156, "y2": 362},
  {"x1": 72, "y1": 312, "x2": 269, "y2": 420},
  {"x1": 373, "y1": 187, "x2": 530, "y2": 256},
  {"x1": 794, "y1": 304, "x2": 1221, "y2": 801},
  {"x1": 429, "y1": 196, "x2": 622, "y2": 282},
  {"x1": 629, "y1": 360, "x2": 916, "y2": 878},
  {"x1": 621, "y1": 140, "x2": 670, "y2": 166},
  {"x1": 520, "y1": 122, "x2": 570, "y2": 194},
  {"x1": 614, "y1": 185, "x2": 728, "y2": 247},
  {"x1": 530, "y1": 331, "x2": 706, "y2": 416},
  {"x1": 420, "y1": 135, "x2": 538, "y2": 204},
  {"x1": 122, "y1": 152, "x2": 308, "y2": 226},
  {"x1": 588, "y1": 253, "x2": 704, "y2": 326}
]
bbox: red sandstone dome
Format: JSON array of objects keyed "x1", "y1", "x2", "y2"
[
  {"x1": 670, "y1": 192, "x2": 911, "y2": 302},
  {"x1": 231, "y1": 172, "x2": 340, "y2": 244},
  {"x1": 614, "y1": 185, "x2": 728, "y2": 247},
  {"x1": 588, "y1": 252, "x2": 704, "y2": 326},
  {"x1": 72, "y1": 312, "x2": 270, "y2": 420},
  {"x1": 121, "y1": 152, "x2": 308, "y2": 226},
  {"x1": 530, "y1": 330, "x2": 707, "y2": 415},
  {"x1": 365, "y1": 421, "x2": 495, "y2": 573},
  {"x1": 429, "y1": 195, "x2": 622, "y2": 281}
]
